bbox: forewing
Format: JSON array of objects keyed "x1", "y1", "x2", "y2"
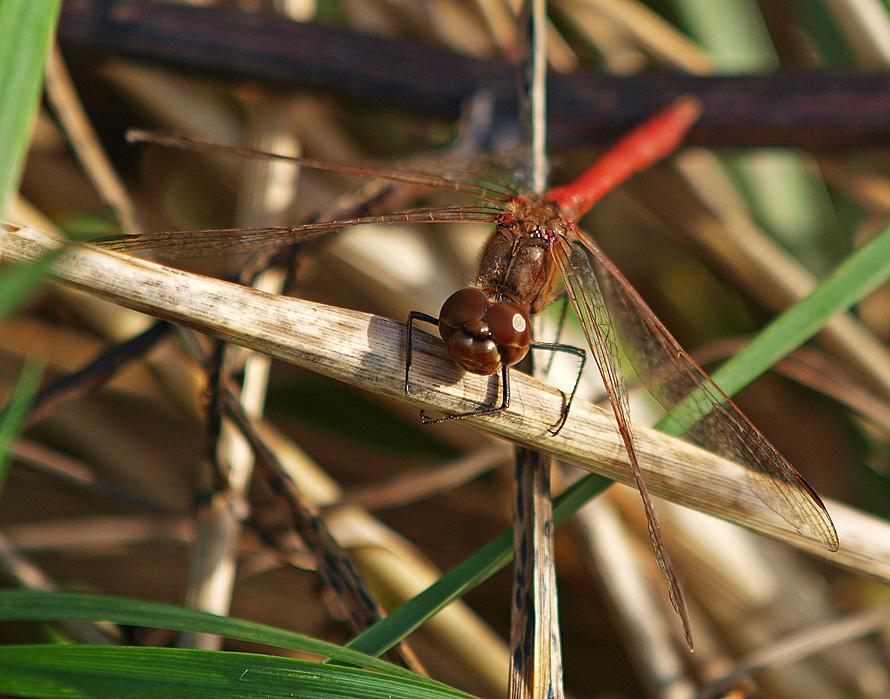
[
  {"x1": 569, "y1": 225, "x2": 839, "y2": 552},
  {"x1": 92, "y1": 207, "x2": 500, "y2": 256},
  {"x1": 550, "y1": 234, "x2": 693, "y2": 647}
]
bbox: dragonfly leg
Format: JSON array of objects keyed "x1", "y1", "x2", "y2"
[
  {"x1": 529, "y1": 340, "x2": 586, "y2": 436},
  {"x1": 419, "y1": 364, "x2": 511, "y2": 425},
  {"x1": 407, "y1": 310, "x2": 513, "y2": 424},
  {"x1": 405, "y1": 310, "x2": 440, "y2": 398},
  {"x1": 541, "y1": 293, "x2": 569, "y2": 377}
]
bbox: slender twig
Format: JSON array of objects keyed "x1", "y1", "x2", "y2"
[
  {"x1": 22, "y1": 321, "x2": 171, "y2": 424},
  {"x1": 219, "y1": 387, "x2": 423, "y2": 671},
  {"x1": 511, "y1": 2, "x2": 565, "y2": 699}
]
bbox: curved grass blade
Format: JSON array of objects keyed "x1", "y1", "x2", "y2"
[
  {"x1": 0, "y1": 0, "x2": 62, "y2": 211},
  {"x1": 347, "y1": 473, "x2": 611, "y2": 658},
  {"x1": 0, "y1": 355, "x2": 43, "y2": 489},
  {"x1": 0, "y1": 590, "x2": 411, "y2": 678},
  {"x1": 0, "y1": 645, "x2": 478, "y2": 699}
]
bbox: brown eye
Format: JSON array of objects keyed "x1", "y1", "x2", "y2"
[
  {"x1": 445, "y1": 332, "x2": 501, "y2": 375},
  {"x1": 485, "y1": 301, "x2": 530, "y2": 366},
  {"x1": 438, "y1": 288, "x2": 487, "y2": 342}
]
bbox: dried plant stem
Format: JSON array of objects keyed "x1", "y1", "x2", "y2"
[
  {"x1": 44, "y1": 43, "x2": 140, "y2": 236},
  {"x1": 184, "y1": 101, "x2": 301, "y2": 652},
  {"x1": 512, "y1": 1, "x2": 565, "y2": 695},
  {"x1": 2, "y1": 222, "x2": 885, "y2": 579}
]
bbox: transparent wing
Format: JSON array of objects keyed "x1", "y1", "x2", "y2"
[
  {"x1": 550, "y1": 234, "x2": 693, "y2": 648},
  {"x1": 92, "y1": 207, "x2": 501, "y2": 256},
  {"x1": 127, "y1": 130, "x2": 518, "y2": 205},
  {"x1": 569, "y1": 224, "x2": 839, "y2": 552}
]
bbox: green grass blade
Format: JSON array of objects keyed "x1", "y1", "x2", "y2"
[
  {"x1": 0, "y1": 0, "x2": 65, "y2": 317},
  {"x1": 0, "y1": 591, "x2": 411, "y2": 678},
  {"x1": 657, "y1": 219, "x2": 890, "y2": 436},
  {"x1": 0, "y1": 645, "x2": 479, "y2": 699},
  {"x1": 0, "y1": 355, "x2": 43, "y2": 489},
  {"x1": 347, "y1": 473, "x2": 611, "y2": 657},
  {"x1": 0, "y1": 240, "x2": 67, "y2": 320},
  {"x1": 0, "y1": 0, "x2": 63, "y2": 213},
  {"x1": 668, "y1": 0, "x2": 777, "y2": 72}
]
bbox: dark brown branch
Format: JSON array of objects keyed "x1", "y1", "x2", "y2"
[{"x1": 59, "y1": 0, "x2": 890, "y2": 149}]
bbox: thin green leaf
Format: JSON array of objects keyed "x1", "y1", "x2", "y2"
[
  {"x1": 348, "y1": 473, "x2": 611, "y2": 657},
  {"x1": 658, "y1": 219, "x2": 890, "y2": 436},
  {"x1": 0, "y1": 645, "x2": 479, "y2": 699},
  {"x1": 0, "y1": 591, "x2": 412, "y2": 678},
  {"x1": 668, "y1": 0, "x2": 778, "y2": 72},
  {"x1": 0, "y1": 0, "x2": 65, "y2": 317},
  {"x1": 0, "y1": 0, "x2": 63, "y2": 212},
  {"x1": 0, "y1": 355, "x2": 43, "y2": 488}
]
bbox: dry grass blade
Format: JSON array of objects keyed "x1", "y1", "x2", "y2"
[
  {"x1": 3, "y1": 221, "x2": 885, "y2": 579},
  {"x1": 43, "y1": 43, "x2": 140, "y2": 236},
  {"x1": 555, "y1": 0, "x2": 713, "y2": 74},
  {"x1": 2, "y1": 515, "x2": 192, "y2": 552},
  {"x1": 340, "y1": 443, "x2": 510, "y2": 510}
]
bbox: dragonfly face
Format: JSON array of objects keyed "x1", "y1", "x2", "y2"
[{"x1": 437, "y1": 287, "x2": 531, "y2": 375}]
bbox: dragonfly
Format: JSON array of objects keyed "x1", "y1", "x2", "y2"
[{"x1": 99, "y1": 97, "x2": 839, "y2": 645}]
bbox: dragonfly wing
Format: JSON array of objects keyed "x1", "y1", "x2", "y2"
[
  {"x1": 92, "y1": 208, "x2": 500, "y2": 256},
  {"x1": 93, "y1": 225, "x2": 336, "y2": 255},
  {"x1": 551, "y1": 234, "x2": 693, "y2": 647},
  {"x1": 569, "y1": 225, "x2": 839, "y2": 552}
]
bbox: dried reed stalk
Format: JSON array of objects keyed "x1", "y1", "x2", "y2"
[{"x1": 2, "y1": 221, "x2": 884, "y2": 581}]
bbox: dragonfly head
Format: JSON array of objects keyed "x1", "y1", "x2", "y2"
[{"x1": 438, "y1": 288, "x2": 530, "y2": 375}]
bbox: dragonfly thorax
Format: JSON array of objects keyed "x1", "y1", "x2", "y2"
[
  {"x1": 434, "y1": 200, "x2": 570, "y2": 376},
  {"x1": 475, "y1": 201, "x2": 566, "y2": 316}
]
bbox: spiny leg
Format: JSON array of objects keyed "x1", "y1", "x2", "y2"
[
  {"x1": 405, "y1": 310, "x2": 439, "y2": 397},
  {"x1": 407, "y1": 310, "x2": 513, "y2": 424},
  {"x1": 420, "y1": 364, "x2": 511, "y2": 424},
  {"x1": 529, "y1": 340, "x2": 586, "y2": 435}
]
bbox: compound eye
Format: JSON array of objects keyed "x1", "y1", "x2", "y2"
[
  {"x1": 438, "y1": 288, "x2": 488, "y2": 342},
  {"x1": 485, "y1": 301, "x2": 530, "y2": 366},
  {"x1": 446, "y1": 333, "x2": 500, "y2": 375}
]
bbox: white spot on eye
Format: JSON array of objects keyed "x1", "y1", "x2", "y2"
[{"x1": 512, "y1": 314, "x2": 527, "y2": 332}]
